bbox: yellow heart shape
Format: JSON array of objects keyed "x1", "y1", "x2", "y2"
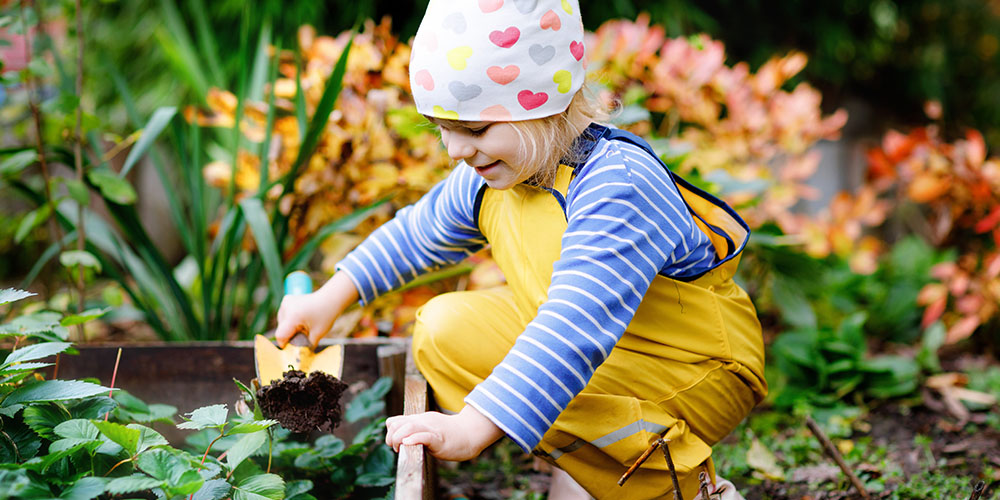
[
  {"x1": 447, "y1": 46, "x2": 474, "y2": 71},
  {"x1": 432, "y1": 106, "x2": 460, "y2": 120},
  {"x1": 553, "y1": 70, "x2": 572, "y2": 93},
  {"x1": 561, "y1": 0, "x2": 573, "y2": 15}
]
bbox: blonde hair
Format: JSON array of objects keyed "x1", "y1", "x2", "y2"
[{"x1": 428, "y1": 86, "x2": 608, "y2": 188}]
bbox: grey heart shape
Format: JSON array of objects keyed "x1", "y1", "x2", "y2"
[
  {"x1": 512, "y1": 0, "x2": 538, "y2": 14},
  {"x1": 443, "y1": 12, "x2": 466, "y2": 33},
  {"x1": 448, "y1": 81, "x2": 483, "y2": 101},
  {"x1": 529, "y1": 44, "x2": 555, "y2": 65}
]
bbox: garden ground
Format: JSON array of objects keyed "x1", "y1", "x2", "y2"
[{"x1": 438, "y1": 353, "x2": 1000, "y2": 500}]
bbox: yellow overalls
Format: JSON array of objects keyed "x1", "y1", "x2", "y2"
[{"x1": 412, "y1": 128, "x2": 767, "y2": 499}]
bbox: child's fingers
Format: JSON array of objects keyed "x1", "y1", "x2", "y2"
[
  {"x1": 273, "y1": 317, "x2": 297, "y2": 348},
  {"x1": 401, "y1": 431, "x2": 441, "y2": 451}
]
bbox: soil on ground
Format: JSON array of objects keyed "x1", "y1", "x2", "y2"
[{"x1": 256, "y1": 369, "x2": 349, "y2": 433}]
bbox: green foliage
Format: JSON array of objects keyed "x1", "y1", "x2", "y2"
[
  {"x1": 770, "y1": 312, "x2": 921, "y2": 408},
  {"x1": 1, "y1": 10, "x2": 384, "y2": 341},
  {"x1": 217, "y1": 376, "x2": 397, "y2": 499},
  {"x1": 0, "y1": 291, "x2": 396, "y2": 498},
  {"x1": 747, "y1": 236, "x2": 953, "y2": 407}
]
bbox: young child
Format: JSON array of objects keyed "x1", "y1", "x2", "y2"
[{"x1": 275, "y1": 1, "x2": 766, "y2": 498}]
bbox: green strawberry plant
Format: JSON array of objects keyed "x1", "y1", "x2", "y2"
[{"x1": 0, "y1": 288, "x2": 396, "y2": 499}]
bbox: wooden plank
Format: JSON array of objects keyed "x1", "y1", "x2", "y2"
[
  {"x1": 395, "y1": 340, "x2": 434, "y2": 500},
  {"x1": 377, "y1": 344, "x2": 407, "y2": 418}
]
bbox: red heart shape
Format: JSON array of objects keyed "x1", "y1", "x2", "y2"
[
  {"x1": 569, "y1": 41, "x2": 584, "y2": 61},
  {"x1": 489, "y1": 27, "x2": 520, "y2": 48},
  {"x1": 517, "y1": 90, "x2": 548, "y2": 110},
  {"x1": 487, "y1": 65, "x2": 520, "y2": 85}
]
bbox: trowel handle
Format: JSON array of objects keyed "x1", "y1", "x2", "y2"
[
  {"x1": 284, "y1": 271, "x2": 314, "y2": 347},
  {"x1": 284, "y1": 270, "x2": 313, "y2": 296}
]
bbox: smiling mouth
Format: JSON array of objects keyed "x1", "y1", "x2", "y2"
[{"x1": 474, "y1": 160, "x2": 501, "y2": 173}]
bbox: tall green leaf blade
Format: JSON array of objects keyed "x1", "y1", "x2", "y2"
[
  {"x1": 3, "y1": 380, "x2": 111, "y2": 407},
  {"x1": 287, "y1": 35, "x2": 353, "y2": 184},
  {"x1": 185, "y1": 0, "x2": 224, "y2": 88},
  {"x1": 285, "y1": 198, "x2": 389, "y2": 272},
  {"x1": 154, "y1": 0, "x2": 209, "y2": 101},
  {"x1": 120, "y1": 107, "x2": 178, "y2": 177},
  {"x1": 247, "y1": 22, "x2": 272, "y2": 102},
  {"x1": 240, "y1": 198, "x2": 283, "y2": 301}
]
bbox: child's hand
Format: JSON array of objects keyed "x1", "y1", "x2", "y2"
[
  {"x1": 274, "y1": 272, "x2": 358, "y2": 347},
  {"x1": 385, "y1": 405, "x2": 504, "y2": 461}
]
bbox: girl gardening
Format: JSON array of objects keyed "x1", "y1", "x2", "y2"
[{"x1": 275, "y1": 1, "x2": 766, "y2": 498}]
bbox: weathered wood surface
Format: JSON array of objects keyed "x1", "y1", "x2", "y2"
[{"x1": 395, "y1": 340, "x2": 435, "y2": 500}]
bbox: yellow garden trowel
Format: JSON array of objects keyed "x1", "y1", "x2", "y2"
[{"x1": 254, "y1": 271, "x2": 344, "y2": 386}]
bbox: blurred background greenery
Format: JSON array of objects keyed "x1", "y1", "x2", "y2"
[{"x1": 66, "y1": 0, "x2": 1000, "y2": 145}]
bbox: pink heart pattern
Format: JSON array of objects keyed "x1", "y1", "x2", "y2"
[
  {"x1": 487, "y1": 65, "x2": 521, "y2": 85},
  {"x1": 415, "y1": 70, "x2": 435, "y2": 91},
  {"x1": 489, "y1": 27, "x2": 520, "y2": 48},
  {"x1": 409, "y1": 0, "x2": 586, "y2": 121},
  {"x1": 479, "y1": 0, "x2": 503, "y2": 12},
  {"x1": 517, "y1": 90, "x2": 549, "y2": 110},
  {"x1": 540, "y1": 10, "x2": 561, "y2": 31}
]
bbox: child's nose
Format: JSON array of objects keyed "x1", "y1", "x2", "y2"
[{"x1": 446, "y1": 136, "x2": 476, "y2": 161}]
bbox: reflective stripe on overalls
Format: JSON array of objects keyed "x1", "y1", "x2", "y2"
[{"x1": 412, "y1": 125, "x2": 767, "y2": 499}]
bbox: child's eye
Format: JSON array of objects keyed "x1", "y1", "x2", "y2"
[{"x1": 467, "y1": 125, "x2": 491, "y2": 136}]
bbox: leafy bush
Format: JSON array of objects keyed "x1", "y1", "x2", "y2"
[{"x1": 864, "y1": 126, "x2": 1000, "y2": 346}]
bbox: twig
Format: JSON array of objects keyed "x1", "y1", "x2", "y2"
[
  {"x1": 969, "y1": 480, "x2": 985, "y2": 500},
  {"x1": 104, "y1": 347, "x2": 122, "y2": 420},
  {"x1": 658, "y1": 438, "x2": 684, "y2": 500},
  {"x1": 73, "y1": 0, "x2": 86, "y2": 340},
  {"x1": 805, "y1": 415, "x2": 871, "y2": 500},
  {"x1": 618, "y1": 439, "x2": 661, "y2": 486}
]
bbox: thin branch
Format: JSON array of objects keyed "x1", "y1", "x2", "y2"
[
  {"x1": 73, "y1": 0, "x2": 86, "y2": 337},
  {"x1": 19, "y1": 0, "x2": 64, "y2": 252},
  {"x1": 658, "y1": 438, "x2": 684, "y2": 500},
  {"x1": 805, "y1": 415, "x2": 871, "y2": 500}
]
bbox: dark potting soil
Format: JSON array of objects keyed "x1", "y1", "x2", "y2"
[{"x1": 256, "y1": 369, "x2": 349, "y2": 433}]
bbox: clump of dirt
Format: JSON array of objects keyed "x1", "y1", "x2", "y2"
[{"x1": 257, "y1": 369, "x2": 349, "y2": 433}]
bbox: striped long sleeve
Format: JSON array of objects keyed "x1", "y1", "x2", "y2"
[
  {"x1": 335, "y1": 165, "x2": 488, "y2": 302},
  {"x1": 464, "y1": 140, "x2": 715, "y2": 451}
]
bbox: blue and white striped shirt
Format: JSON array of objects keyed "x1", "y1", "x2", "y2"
[{"x1": 336, "y1": 136, "x2": 716, "y2": 451}]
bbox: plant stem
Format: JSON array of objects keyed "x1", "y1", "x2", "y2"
[
  {"x1": 19, "y1": 0, "x2": 66, "y2": 258},
  {"x1": 105, "y1": 347, "x2": 122, "y2": 420},
  {"x1": 805, "y1": 415, "x2": 871, "y2": 500},
  {"x1": 73, "y1": 0, "x2": 86, "y2": 339}
]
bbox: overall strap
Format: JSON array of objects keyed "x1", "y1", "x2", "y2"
[{"x1": 574, "y1": 124, "x2": 750, "y2": 267}]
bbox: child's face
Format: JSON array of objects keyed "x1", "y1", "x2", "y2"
[{"x1": 436, "y1": 121, "x2": 534, "y2": 190}]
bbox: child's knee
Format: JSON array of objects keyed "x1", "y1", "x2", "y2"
[{"x1": 412, "y1": 293, "x2": 467, "y2": 368}]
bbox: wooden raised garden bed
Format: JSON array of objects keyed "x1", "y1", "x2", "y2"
[{"x1": 46, "y1": 337, "x2": 435, "y2": 498}]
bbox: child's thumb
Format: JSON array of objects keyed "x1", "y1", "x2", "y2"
[{"x1": 274, "y1": 320, "x2": 298, "y2": 348}]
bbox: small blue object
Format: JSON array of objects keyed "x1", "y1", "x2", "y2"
[{"x1": 284, "y1": 271, "x2": 313, "y2": 295}]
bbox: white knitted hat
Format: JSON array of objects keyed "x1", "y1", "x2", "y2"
[{"x1": 409, "y1": 0, "x2": 586, "y2": 122}]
